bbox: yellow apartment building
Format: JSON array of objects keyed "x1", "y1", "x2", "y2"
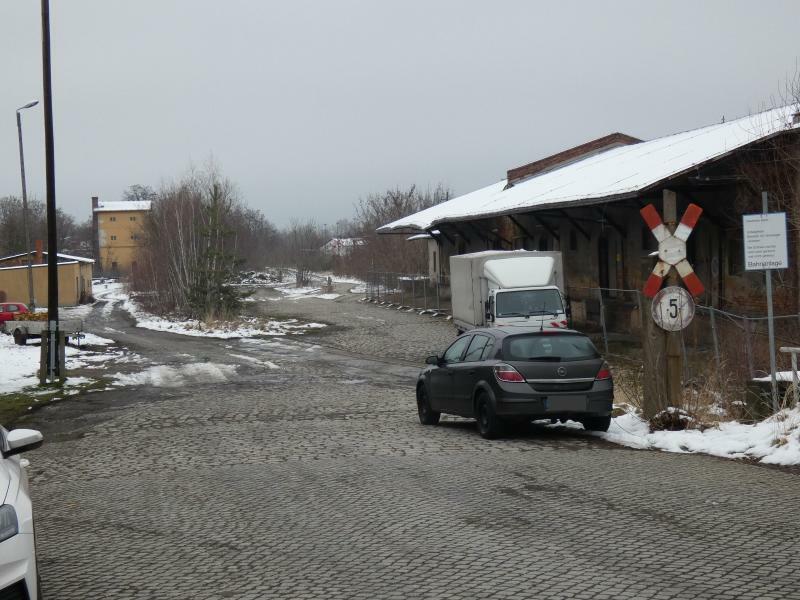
[
  {"x1": 0, "y1": 251, "x2": 94, "y2": 307},
  {"x1": 92, "y1": 197, "x2": 151, "y2": 275}
]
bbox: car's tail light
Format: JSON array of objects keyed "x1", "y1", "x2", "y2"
[
  {"x1": 494, "y1": 364, "x2": 525, "y2": 383},
  {"x1": 596, "y1": 362, "x2": 612, "y2": 381}
]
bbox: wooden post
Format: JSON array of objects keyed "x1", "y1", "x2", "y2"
[
  {"x1": 663, "y1": 190, "x2": 683, "y2": 409},
  {"x1": 642, "y1": 190, "x2": 684, "y2": 418}
]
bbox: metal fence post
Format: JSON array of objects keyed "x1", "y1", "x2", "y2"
[
  {"x1": 423, "y1": 278, "x2": 428, "y2": 310},
  {"x1": 709, "y1": 306, "x2": 721, "y2": 371},
  {"x1": 436, "y1": 277, "x2": 441, "y2": 311},
  {"x1": 411, "y1": 276, "x2": 416, "y2": 310},
  {"x1": 744, "y1": 319, "x2": 755, "y2": 380},
  {"x1": 400, "y1": 275, "x2": 405, "y2": 307},
  {"x1": 792, "y1": 352, "x2": 798, "y2": 408},
  {"x1": 597, "y1": 288, "x2": 609, "y2": 356}
]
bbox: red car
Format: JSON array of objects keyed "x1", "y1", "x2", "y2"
[{"x1": 0, "y1": 303, "x2": 29, "y2": 323}]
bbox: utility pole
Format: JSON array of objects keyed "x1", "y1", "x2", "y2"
[
  {"x1": 41, "y1": 0, "x2": 61, "y2": 382},
  {"x1": 16, "y1": 101, "x2": 39, "y2": 310}
]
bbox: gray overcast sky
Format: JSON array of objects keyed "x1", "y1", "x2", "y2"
[{"x1": 1, "y1": 1, "x2": 799, "y2": 228}]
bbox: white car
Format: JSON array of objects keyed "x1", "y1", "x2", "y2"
[{"x1": 0, "y1": 427, "x2": 43, "y2": 600}]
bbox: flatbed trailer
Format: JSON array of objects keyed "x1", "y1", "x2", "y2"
[{"x1": 2, "y1": 319, "x2": 84, "y2": 346}]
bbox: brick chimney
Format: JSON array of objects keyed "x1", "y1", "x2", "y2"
[
  {"x1": 35, "y1": 239, "x2": 43, "y2": 264},
  {"x1": 505, "y1": 132, "x2": 642, "y2": 187}
]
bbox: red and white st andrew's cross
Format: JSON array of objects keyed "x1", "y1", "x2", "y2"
[{"x1": 640, "y1": 203, "x2": 705, "y2": 298}]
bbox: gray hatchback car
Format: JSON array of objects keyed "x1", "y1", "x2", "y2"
[{"x1": 416, "y1": 327, "x2": 613, "y2": 438}]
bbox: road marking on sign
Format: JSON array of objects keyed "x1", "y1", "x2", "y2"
[{"x1": 641, "y1": 203, "x2": 705, "y2": 298}]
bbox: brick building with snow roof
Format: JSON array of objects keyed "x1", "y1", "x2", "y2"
[{"x1": 379, "y1": 105, "x2": 800, "y2": 331}]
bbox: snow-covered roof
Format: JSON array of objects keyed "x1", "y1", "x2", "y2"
[
  {"x1": 379, "y1": 105, "x2": 800, "y2": 232},
  {"x1": 0, "y1": 251, "x2": 94, "y2": 264},
  {"x1": 94, "y1": 200, "x2": 152, "y2": 212}
]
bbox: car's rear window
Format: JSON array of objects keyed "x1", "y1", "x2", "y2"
[{"x1": 503, "y1": 333, "x2": 599, "y2": 362}]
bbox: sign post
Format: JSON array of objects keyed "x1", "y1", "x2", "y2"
[
  {"x1": 639, "y1": 191, "x2": 704, "y2": 417},
  {"x1": 743, "y1": 193, "x2": 789, "y2": 412}
]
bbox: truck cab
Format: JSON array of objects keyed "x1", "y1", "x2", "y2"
[{"x1": 487, "y1": 286, "x2": 568, "y2": 329}]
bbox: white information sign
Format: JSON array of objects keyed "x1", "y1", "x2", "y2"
[
  {"x1": 651, "y1": 286, "x2": 695, "y2": 332},
  {"x1": 743, "y1": 212, "x2": 788, "y2": 270}
]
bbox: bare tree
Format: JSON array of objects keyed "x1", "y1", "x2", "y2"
[
  {"x1": 132, "y1": 165, "x2": 258, "y2": 319},
  {"x1": 122, "y1": 184, "x2": 157, "y2": 203},
  {"x1": 336, "y1": 184, "x2": 450, "y2": 277}
]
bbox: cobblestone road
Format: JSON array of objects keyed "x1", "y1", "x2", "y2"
[{"x1": 19, "y1": 289, "x2": 800, "y2": 599}]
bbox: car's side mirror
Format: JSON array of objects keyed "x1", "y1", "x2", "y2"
[
  {"x1": 4, "y1": 429, "x2": 43, "y2": 458},
  {"x1": 425, "y1": 355, "x2": 440, "y2": 365}
]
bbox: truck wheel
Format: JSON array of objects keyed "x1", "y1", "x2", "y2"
[
  {"x1": 476, "y1": 393, "x2": 503, "y2": 439},
  {"x1": 13, "y1": 330, "x2": 27, "y2": 346},
  {"x1": 581, "y1": 416, "x2": 611, "y2": 432},
  {"x1": 416, "y1": 386, "x2": 440, "y2": 425}
]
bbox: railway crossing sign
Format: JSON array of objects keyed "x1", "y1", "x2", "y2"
[
  {"x1": 640, "y1": 202, "x2": 705, "y2": 298},
  {"x1": 651, "y1": 286, "x2": 695, "y2": 331}
]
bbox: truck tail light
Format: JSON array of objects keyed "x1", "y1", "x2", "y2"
[
  {"x1": 494, "y1": 364, "x2": 525, "y2": 383},
  {"x1": 596, "y1": 362, "x2": 612, "y2": 381}
]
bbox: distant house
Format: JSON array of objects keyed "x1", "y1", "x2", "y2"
[
  {"x1": 0, "y1": 250, "x2": 94, "y2": 307},
  {"x1": 92, "y1": 196, "x2": 151, "y2": 275},
  {"x1": 320, "y1": 237, "x2": 366, "y2": 257}
]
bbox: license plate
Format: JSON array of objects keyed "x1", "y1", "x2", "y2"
[{"x1": 545, "y1": 396, "x2": 587, "y2": 412}]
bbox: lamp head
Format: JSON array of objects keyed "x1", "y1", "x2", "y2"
[{"x1": 17, "y1": 101, "x2": 39, "y2": 112}]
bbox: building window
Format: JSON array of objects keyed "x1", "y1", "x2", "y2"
[
  {"x1": 131, "y1": 234, "x2": 139, "y2": 240},
  {"x1": 538, "y1": 236, "x2": 548, "y2": 251},
  {"x1": 109, "y1": 216, "x2": 116, "y2": 222},
  {"x1": 110, "y1": 235, "x2": 117, "y2": 241},
  {"x1": 130, "y1": 216, "x2": 136, "y2": 221}
]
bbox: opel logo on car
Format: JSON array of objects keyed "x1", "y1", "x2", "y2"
[{"x1": 557, "y1": 366, "x2": 567, "y2": 377}]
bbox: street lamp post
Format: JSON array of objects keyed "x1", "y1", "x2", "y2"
[{"x1": 16, "y1": 100, "x2": 39, "y2": 310}]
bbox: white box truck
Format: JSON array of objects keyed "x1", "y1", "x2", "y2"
[{"x1": 449, "y1": 250, "x2": 567, "y2": 332}]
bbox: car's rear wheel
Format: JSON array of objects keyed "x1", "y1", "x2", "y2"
[
  {"x1": 581, "y1": 416, "x2": 612, "y2": 432},
  {"x1": 416, "y1": 385, "x2": 440, "y2": 425},
  {"x1": 476, "y1": 393, "x2": 503, "y2": 439}
]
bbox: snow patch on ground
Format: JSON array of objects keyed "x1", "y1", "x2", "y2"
[
  {"x1": 0, "y1": 335, "x2": 40, "y2": 394},
  {"x1": 113, "y1": 363, "x2": 238, "y2": 388},
  {"x1": 269, "y1": 284, "x2": 341, "y2": 301},
  {"x1": 753, "y1": 371, "x2": 800, "y2": 383},
  {"x1": 121, "y1": 295, "x2": 325, "y2": 338},
  {"x1": 0, "y1": 331, "x2": 137, "y2": 396},
  {"x1": 74, "y1": 332, "x2": 115, "y2": 346},
  {"x1": 598, "y1": 409, "x2": 800, "y2": 466}
]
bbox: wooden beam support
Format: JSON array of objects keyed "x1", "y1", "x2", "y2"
[
  {"x1": 558, "y1": 210, "x2": 590, "y2": 240},
  {"x1": 428, "y1": 227, "x2": 453, "y2": 246},
  {"x1": 508, "y1": 214, "x2": 535, "y2": 240},
  {"x1": 444, "y1": 223, "x2": 470, "y2": 244},
  {"x1": 531, "y1": 213, "x2": 560, "y2": 241},
  {"x1": 593, "y1": 207, "x2": 625, "y2": 236}
]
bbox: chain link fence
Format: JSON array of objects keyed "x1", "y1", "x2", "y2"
[
  {"x1": 362, "y1": 273, "x2": 800, "y2": 414},
  {"x1": 363, "y1": 271, "x2": 451, "y2": 314},
  {"x1": 568, "y1": 285, "x2": 800, "y2": 416}
]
